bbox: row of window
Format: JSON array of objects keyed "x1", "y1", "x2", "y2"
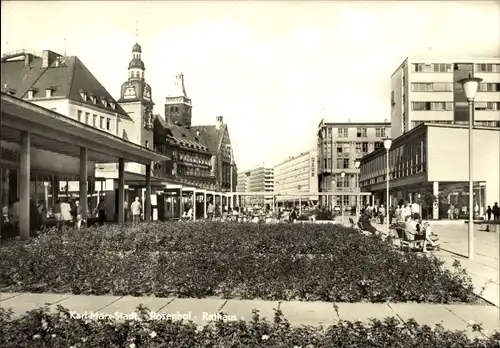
[
  {"x1": 412, "y1": 102, "x2": 453, "y2": 111},
  {"x1": 475, "y1": 102, "x2": 500, "y2": 111},
  {"x1": 412, "y1": 101, "x2": 500, "y2": 111},
  {"x1": 178, "y1": 151, "x2": 211, "y2": 167},
  {"x1": 411, "y1": 120, "x2": 500, "y2": 128},
  {"x1": 178, "y1": 165, "x2": 211, "y2": 178},
  {"x1": 360, "y1": 135, "x2": 427, "y2": 185},
  {"x1": 79, "y1": 92, "x2": 116, "y2": 109},
  {"x1": 321, "y1": 141, "x2": 383, "y2": 155},
  {"x1": 479, "y1": 83, "x2": 500, "y2": 92},
  {"x1": 411, "y1": 82, "x2": 454, "y2": 92},
  {"x1": 320, "y1": 127, "x2": 388, "y2": 139},
  {"x1": 336, "y1": 127, "x2": 387, "y2": 138},
  {"x1": 77, "y1": 110, "x2": 112, "y2": 131},
  {"x1": 411, "y1": 82, "x2": 500, "y2": 93},
  {"x1": 411, "y1": 63, "x2": 453, "y2": 73},
  {"x1": 411, "y1": 63, "x2": 500, "y2": 73}
]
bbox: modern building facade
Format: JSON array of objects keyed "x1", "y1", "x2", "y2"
[
  {"x1": 359, "y1": 123, "x2": 500, "y2": 220},
  {"x1": 236, "y1": 166, "x2": 274, "y2": 206},
  {"x1": 391, "y1": 57, "x2": 500, "y2": 138},
  {"x1": 274, "y1": 150, "x2": 318, "y2": 204},
  {"x1": 317, "y1": 119, "x2": 391, "y2": 209}
]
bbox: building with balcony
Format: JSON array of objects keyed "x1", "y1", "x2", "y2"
[
  {"x1": 391, "y1": 57, "x2": 500, "y2": 138},
  {"x1": 359, "y1": 123, "x2": 499, "y2": 220},
  {"x1": 317, "y1": 119, "x2": 390, "y2": 209},
  {"x1": 274, "y1": 150, "x2": 318, "y2": 204},
  {"x1": 236, "y1": 166, "x2": 274, "y2": 206}
]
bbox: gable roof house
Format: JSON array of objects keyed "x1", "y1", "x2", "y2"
[{"x1": 1, "y1": 49, "x2": 132, "y2": 136}]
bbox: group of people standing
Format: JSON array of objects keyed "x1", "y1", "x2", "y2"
[{"x1": 362, "y1": 202, "x2": 420, "y2": 225}]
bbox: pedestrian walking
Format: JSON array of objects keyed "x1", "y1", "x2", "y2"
[
  {"x1": 130, "y1": 197, "x2": 142, "y2": 226},
  {"x1": 492, "y1": 202, "x2": 499, "y2": 220}
]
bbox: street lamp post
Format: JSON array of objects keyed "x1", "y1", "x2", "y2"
[
  {"x1": 340, "y1": 171, "x2": 345, "y2": 224},
  {"x1": 355, "y1": 160, "x2": 361, "y2": 221},
  {"x1": 458, "y1": 76, "x2": 482, "y2": 260},
  {"x1": 383, "y1": 137, "x2": 392, "y2": 236}
]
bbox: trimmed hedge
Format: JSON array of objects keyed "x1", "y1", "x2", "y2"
[
  {"x1": 1, "y1": 306, "x2": 498, "y2": 348},
  {"x1": 0, "y1": 222, "x2": 476, "y2": 303}
]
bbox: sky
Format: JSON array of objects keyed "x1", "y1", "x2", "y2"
[{"x1": 1, "y1": 1, "x2": 499, "y2": 171}]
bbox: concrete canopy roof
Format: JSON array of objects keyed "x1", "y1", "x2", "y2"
[{"x1": 1, "y1": 92, "x2": 169, "y2": 165}]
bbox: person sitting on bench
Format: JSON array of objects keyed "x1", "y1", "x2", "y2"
[
  {"x1": 404, "y1": 214, "x2": 426, "y2": 250},
  {"x1": 359, "y1": 211, "x2": 378, "y2": 234}
]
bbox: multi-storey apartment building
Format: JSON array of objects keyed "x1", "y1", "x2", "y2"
[
  {"x1": 317, "y1": 119, "x2": 391, "y2": 208},
  {"x1": 391, "y1": 57, "x2": 500, "y2": 138},
  {"x1": 274, "y1": 150, "x2": 318, "y2": 204},
  {"x1": 236, "y1": 166, "x2": 274, "y2": 206}
]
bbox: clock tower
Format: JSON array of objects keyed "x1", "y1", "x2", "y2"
[
  {"x1": 165, "y1": 73, "x2": 192, "y2": 127},
  {"x1": 118, "y1": 41, "x2": 154, "y2": 148}
]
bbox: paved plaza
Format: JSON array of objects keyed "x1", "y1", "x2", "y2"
[
  {"x1": 367, "y1": 218, "x2": 499, "y2": 307},
  {"x1": 1, "y1": 292, "x2": 499, "y2": 339}
]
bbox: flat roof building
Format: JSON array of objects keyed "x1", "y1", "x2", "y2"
[
  {"x1": 390, "y1": 57, "x2": 500, "y2": 138},
  {"x1": 359, "y1": 123, "x2": 500, "y2": 220},
  {"x1": 274, "y1": 150, "x2": 318, "y2": 204},
  {"x1": 317, "y1": 119, "x2": 391, "y2": 209},
  {"x1": 236, "y1": 166, "x2": 274, "y2": 206}
]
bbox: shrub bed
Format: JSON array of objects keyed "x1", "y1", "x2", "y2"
[
  {"x1": 0, "y1": 223, "x2": 476, "y2": 303},
  {"x1": 1, "y1": 306, "x2": 498, "y2": 348}
]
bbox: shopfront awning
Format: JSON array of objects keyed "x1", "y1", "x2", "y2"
[{"x1": 1, "y1": 93, "x2": 169, "y2": 165}]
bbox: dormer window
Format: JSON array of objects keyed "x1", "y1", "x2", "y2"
[
  {"x1": 90, "y1": 95, "x2": 96, "y2": 104},
  {"x1": 27, "y1": 90, "x2": 34, "y2": 99},
  {"x1": 45, "y1": 87, "x2": 54, "y2": 98},
  {"x1": 80, "y1": 91, "x2": 88, "y2": 101},
  {"x1": 102, "y1": 99, "x2": 108, "y2": 107},
  {"x1": 110, "y1": 102, "x2": 115, "y2": 109}
]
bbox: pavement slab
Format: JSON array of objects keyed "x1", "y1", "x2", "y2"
[
  {"x1": 1, "y1": 293, "x2": 72, "y2": 318},
  {"x1": 220, "y1": 299, "x2": 279, "y2": 322},
  {"x1": 278, "y1": 300, "x2": 337, "y2": 326},
  {"x1": 50, "y1": 294, "x2": 123, "y2": 314},
  {"x1": 156, "y1": 298, "x2": 227, "y2": 325},
  {"x1": 445, "y1": 304, "x2": 500, "y2": 338},
  {"x1": 389, "y1": 303, "x2": 467, "y2": 330},
  {"x1": 334, "y1": 302, "x2": 399, "y2": 322},
  {"x1": 0, "y1": 292, "x2": 23, "y2": 302},
  {"x1": 99, "y1": 295, "x2": 173, "y2": 316}
]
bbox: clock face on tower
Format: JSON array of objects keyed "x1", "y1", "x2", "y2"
[{"x1": 124, "y1": 85, "x2": 136, "y2": 99}]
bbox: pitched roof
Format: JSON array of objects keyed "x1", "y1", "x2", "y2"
[
  {"x1": 190, "y1": 125, "x2": 225, "y2": 154},
  {"x1": 154, "y1": 115, "x2": 210, "y2": 153},
  {"x1": 1, "y1": 50, "x2": 130, "y2": 119}
]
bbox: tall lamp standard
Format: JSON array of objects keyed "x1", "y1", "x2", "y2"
[
  {"x1": 340, "y1": 171, "x2": 346, "y2": 223},
  {"x1": 355, "y1": 160, "x2": 361, "y2": 221},
  {"x1": 458, "y1": 76, "x2": 482, "y2": 260},
  {"x1": 383, "y1": 137, "x2": 392, "y2": 236}
]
